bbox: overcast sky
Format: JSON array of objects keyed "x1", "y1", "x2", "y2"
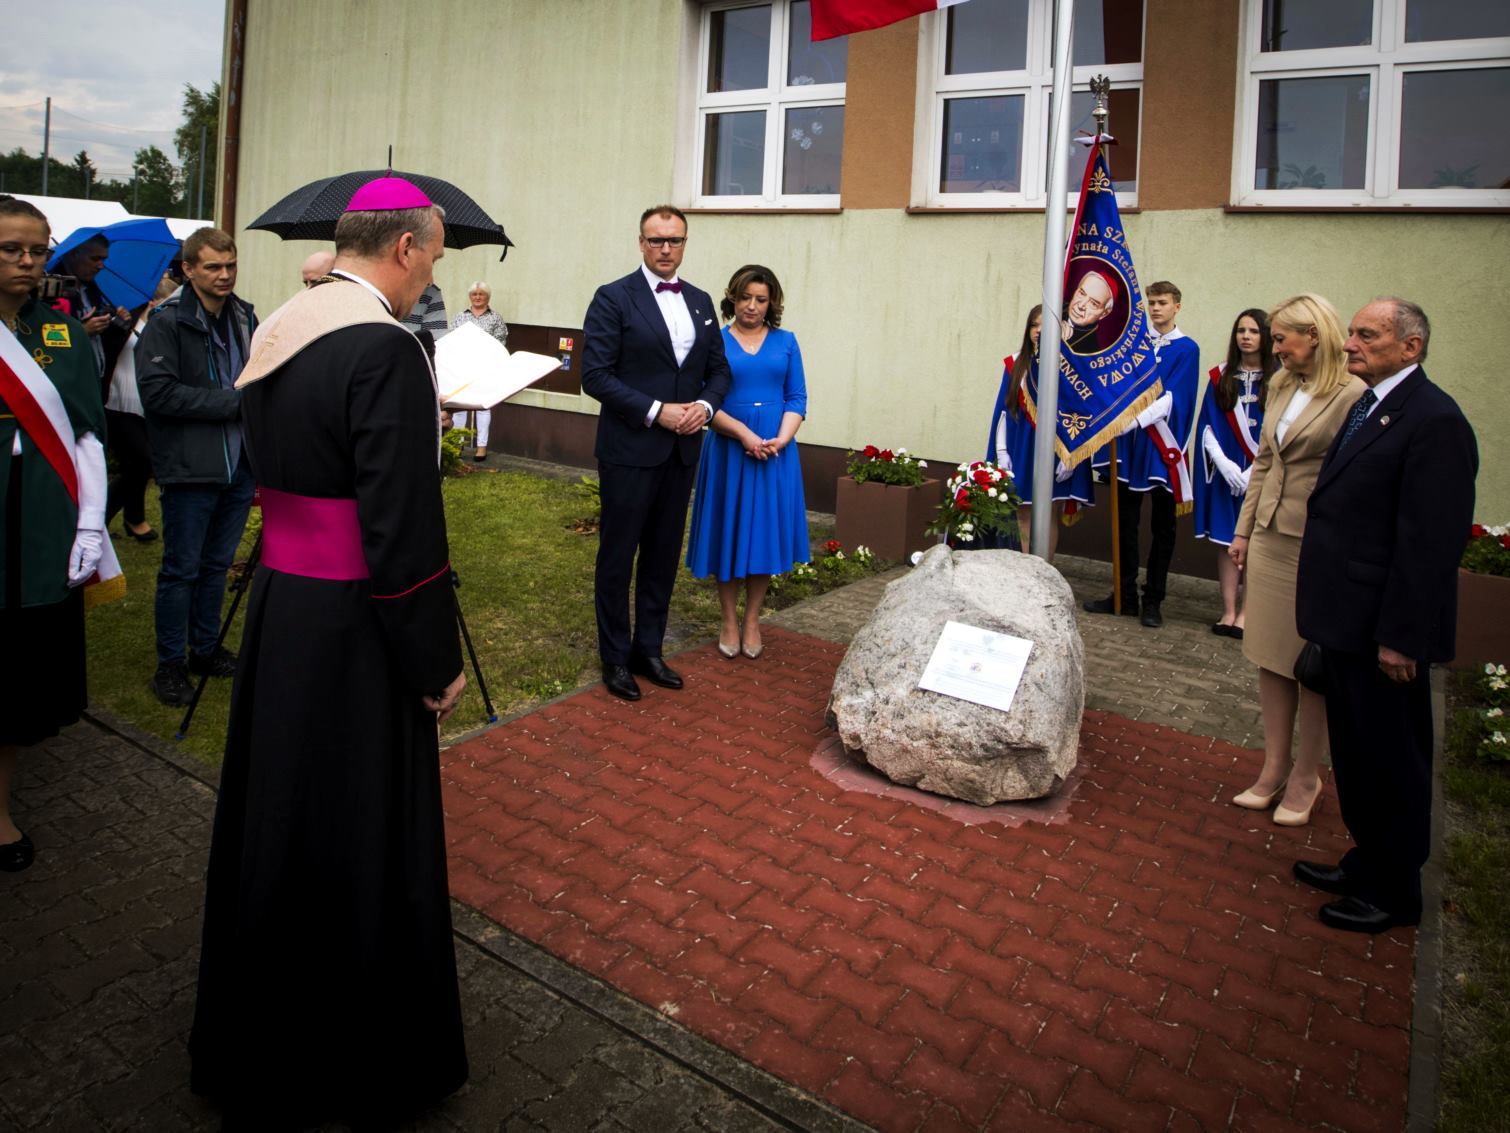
[{"x1": 1, "y1": 2, "x2": 226, "y2": 183}]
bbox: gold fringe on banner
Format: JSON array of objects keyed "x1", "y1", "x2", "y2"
[{"x1": 1023, "y1": 379, "x2": 1165, "y2": 471}]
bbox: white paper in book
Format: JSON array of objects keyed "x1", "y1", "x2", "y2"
[
  {"x1": 918, "y1": 620, "x2": 1034, "y2": 714},
  {"x1": 434, "y1": 321, "x2": 564, "y2": 410}
]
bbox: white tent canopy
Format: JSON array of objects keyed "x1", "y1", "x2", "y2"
[
  {"x1": 11, "y1": 193, "x2": 211, "y2": 250},
  {"x1": 13, "y1": 193, "x2": 130, "y2": 244}
]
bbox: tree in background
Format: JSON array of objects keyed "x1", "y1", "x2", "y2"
[
  {"x1": 133, "y1": 146, "x2": 180, "y2": 216},
  {"x1": 71, "y1": 150, "x2": 100, "y2": 198},
  {"x1": 174, "y1": 82, "x2": 220, "y2": 217},
  {"x1": 0, "y1": 86, "x2": 218, "y2": 215}
]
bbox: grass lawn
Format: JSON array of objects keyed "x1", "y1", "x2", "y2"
[
  {"x1": 1438, "y1": 668, "x2": 1510, "y2": 1132},
  {"x1": 83, "y1": 467, "x2": 859, "y2": 766}
]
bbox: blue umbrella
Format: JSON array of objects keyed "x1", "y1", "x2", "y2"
[{"x1": 47, "y1": 218, "x2": 181, "y2": 311}]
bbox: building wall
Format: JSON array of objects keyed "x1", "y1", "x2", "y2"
[{"x1": 229, "y1": 0, "x2": 1507, "y2": 522}]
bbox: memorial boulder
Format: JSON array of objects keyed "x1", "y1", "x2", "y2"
[{"x1": 827, "y1": 545, "x2": 1083, "y2": 804}]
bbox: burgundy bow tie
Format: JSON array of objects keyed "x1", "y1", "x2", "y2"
[{"x1": 655, "y1": 280, "x2": 682, "y2": 294}]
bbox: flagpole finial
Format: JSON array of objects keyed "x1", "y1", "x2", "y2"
[{"x1": 1090, "y1": 75, "x2": 1111, "y2": 138}]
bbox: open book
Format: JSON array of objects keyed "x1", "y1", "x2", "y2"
[{"x1": 434, "y1": 321, "x2": 564, "y2": 410}]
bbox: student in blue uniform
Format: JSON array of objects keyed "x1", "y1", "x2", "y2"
[
  {"x1": 1084, "y1": 280, "x2": 1200, "y2": 628},
  {"x1": 1193, "y1": 309, "x2": 1275, "y2": 638},
  {"x1": 985, "y1": 304, "x2": 1093, "y2": 560}
]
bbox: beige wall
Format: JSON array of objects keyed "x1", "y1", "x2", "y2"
[{"x1": 230, "y1": 0, "x2": 1507, "y2": 518}]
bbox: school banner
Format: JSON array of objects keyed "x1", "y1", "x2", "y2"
[{"x1": 1022, "y1": 146, "x2": 1161, "y2": 469}]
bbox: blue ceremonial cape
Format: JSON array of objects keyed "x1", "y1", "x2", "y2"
[{"x1": 1023, "y1": 146, "x2": 1161, "y2": 470}]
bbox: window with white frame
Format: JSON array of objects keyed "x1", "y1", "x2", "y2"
[
  {"x1": 1238, "y1": 0, "x2": 1510, "y2": 206},
  {"x1": 694, "y1": 1, "x2": 847, "y2": 206},
  {"x1": 915, "y1": 0, "x2": 1145, "y2": 208}
]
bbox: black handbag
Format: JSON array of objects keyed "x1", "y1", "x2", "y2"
[{"x1": 1294, "y1": 641, "x2": 1327, "y2": 694}]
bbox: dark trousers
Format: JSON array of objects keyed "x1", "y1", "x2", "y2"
[
  {"x1": 594, "y1": 456, "x2": 696, "y2": 665},
  {"x1": 1115, "y1": 481, "x2": 1176, "y2": 605},
  {"x1": 1321, "y1": 647, "x2": 1434, "y2": 919},
  {"x1": 105, "y1": 409, "x2": 155, "y2": 528},
  {"x1": 154, "y1": 459, "x2": 256, "y2": 665}
]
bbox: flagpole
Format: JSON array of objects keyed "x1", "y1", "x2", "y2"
[
  {"x1": 1029, "y1": 0, "x2": 1076, "y2": 560},
  {"x1": 1088, "y1": 79, "x2": 1125, "y2": 613}
]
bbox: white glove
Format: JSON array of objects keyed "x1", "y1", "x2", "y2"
[
  {"x1": 1234, "y1": 465, "x2": 1251, "y2": 495},
  {"x1": 68, "y1": 432, "x2": 107, "y2": 586},
  {"x1": 1201, "y1": 426, "x2": 1224, "y2": 470},
  {"x1": 1202, "y1": 426, "x2": 1247, "y2": 494},
  {"x1": 1054, "y1": 459, "x2": 1073, "y2": 483},
  {"x1": 68, "y1": 529, "x2": 104, "y2": 585},
  {"x1": 1133, "y1": 392, "x2": 1172, "y2": 431},
  {"x1": 994, "y1": 413, "x2": 1010, "y2": 475}
]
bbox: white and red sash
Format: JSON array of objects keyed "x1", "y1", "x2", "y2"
[
  {"x1": 0, "y1": 321, "x2": 125, "y2": 603},
  {"x1": 1143, "y1": 416, "x2": 1193, "y2": 512},
  {"x1": 1208, "y1": 364, "x2": 1260, "y2": 463}
]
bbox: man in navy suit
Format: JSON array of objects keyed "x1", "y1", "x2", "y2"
[
  {"x1": 1293, "y1": 298, "x2": 1477, "y2": 934},
  {"x1": 581, "y1": 205, "x2": 732, "y2": 701}
]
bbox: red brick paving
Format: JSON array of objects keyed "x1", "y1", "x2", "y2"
[{"x1": 441, "y1": 625, "x2": 1413, "y2": 1133}]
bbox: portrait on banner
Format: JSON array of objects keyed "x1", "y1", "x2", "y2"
[{"x1": 1063, "y1": 257, "x2": 1131, "y2": 356}]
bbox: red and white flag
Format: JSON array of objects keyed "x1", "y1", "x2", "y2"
[{"x1": 810, "y1": 0, "x2": 971, "y2": 42}]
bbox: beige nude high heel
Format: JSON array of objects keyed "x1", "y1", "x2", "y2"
[
  {"x1": 1273, "y1": 781, "x2": 1322, "y2": 827},
  {"x1": 1232, "y1": 778, "x2": 1287, "y2": 810}
]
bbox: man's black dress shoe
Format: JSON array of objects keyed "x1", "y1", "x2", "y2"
[
  {"x1": 1318, "y1": 896, "x2": 1416, "y2": 934},
  {"x1": 1083, "y1": 594, "x2": 1139, "y2": 616},
  {"x1": 1293, "y1": 860, "x2": 1354, "y2": 896},
  {"x1": 1140, "y1": 600, "x2": 1163, "y2": 628},
  {"x1": 0, "y1": 832, "x2": 34, "y2": 872},
  {"x1": 602, "y1": 665, "x2": 642, "y2": 701},
  {"x1": 629, "y1": 655, "x2": 684, "y2": 690}
]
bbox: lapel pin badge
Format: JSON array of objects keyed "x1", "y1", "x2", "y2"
[{"x1": 1379, "y1": 415, "x2": 1390, "y2": 426}]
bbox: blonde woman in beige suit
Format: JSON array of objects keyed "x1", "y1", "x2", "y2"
[{"x1": 1228, "y1": 294, "x2": 1365, "y2": 826}]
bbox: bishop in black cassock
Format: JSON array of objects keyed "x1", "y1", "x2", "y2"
[{"x1": 189, "y1": 181, "x2": 468, "y2": 1124}]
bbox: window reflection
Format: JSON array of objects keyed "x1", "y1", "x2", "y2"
[
  {"x1": 1399, "y1": 68, "x2": 1510, "y2": 189},
  {"x1": 940, "y1": 96, "x2": 1025, "y2": 192},
  {"x1": 783, "y1": 106, "x2": 844, "y2": 193},
  {"x1": 703, "y1": 111, "x2": 767, "y2": 195},
  {"x1": 708, "y1": 5, "x2": 772, "y2": 93},
  {"x1": 1255, "y1": 75, "x2": 1370, "y2": 190},
  {"x1": 946, "y1": 0, "x2": 1029, "y2": 74},
  {"x1": 1260, "y1": 0, "x2": 1373, "y2": 52},
  {"x1": 787, "y1": 0, "x2": 847, "y2": 85},
  {"x1": 1404, "y1": 0, "x2": 1510, "y2": 43},
  {"x1": 1071, "y1": 0, "x2": 1143, "y2": 66}
]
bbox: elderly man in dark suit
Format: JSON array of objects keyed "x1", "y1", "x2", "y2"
[
  {"x1": 581, "y1": 205, "x2": 732, "y2": 701},
  {"x1": 1293, "y1": 298, "x2": 1477, "y2": 934}
]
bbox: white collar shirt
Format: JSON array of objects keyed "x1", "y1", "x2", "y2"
[
  {"x1": 1362, "y1": 363, "x2": 1417, "y2": 416},
  {"x1": 641, "y1": 264, "x2": 694, "y2": 368},
  {"x1": 1151, "y1": 324, "x2": 1184, "y2": 362},
  {"x1": 330, "y1": 269, "x2": 393, "y2": 315}
]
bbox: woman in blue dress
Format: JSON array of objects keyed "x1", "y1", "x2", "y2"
[
  {"x1": 686, "y1": 265, "x2": 808, "y2": 660},
  {"x1": 985, "y1": 304, "x2": 1094, "y2": 559},
  {"x1": 1193, "y1": 309, "x2": 1274, "y2": 638}
]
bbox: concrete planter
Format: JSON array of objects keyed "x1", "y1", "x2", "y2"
[
  {"x1": 1452, "y1": 569, "x2": 1510, "y2": 670},
  {"x1": 834, "y1": 476, "x2": 945, "y2": 564}
]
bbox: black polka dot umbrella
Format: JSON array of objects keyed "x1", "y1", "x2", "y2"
[{"x1": 246, "y1": 169, "x2": 513, "y2": 259}]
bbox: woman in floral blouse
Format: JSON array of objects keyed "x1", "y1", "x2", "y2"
[{"x1": 450, "y1": 281, "x2": 508, "y2": 461}]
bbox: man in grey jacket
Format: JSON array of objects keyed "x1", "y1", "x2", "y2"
[{"x1": 137, "y1": 227, "x2": 257, "y2": 706}]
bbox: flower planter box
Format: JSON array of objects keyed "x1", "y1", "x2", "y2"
[
  {"x1": 1452, "y1": 568, "x2": 1510, "y2": 670},
  {"x1": 834, "y1": 475, "x2": 945, "y2": 564}
]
